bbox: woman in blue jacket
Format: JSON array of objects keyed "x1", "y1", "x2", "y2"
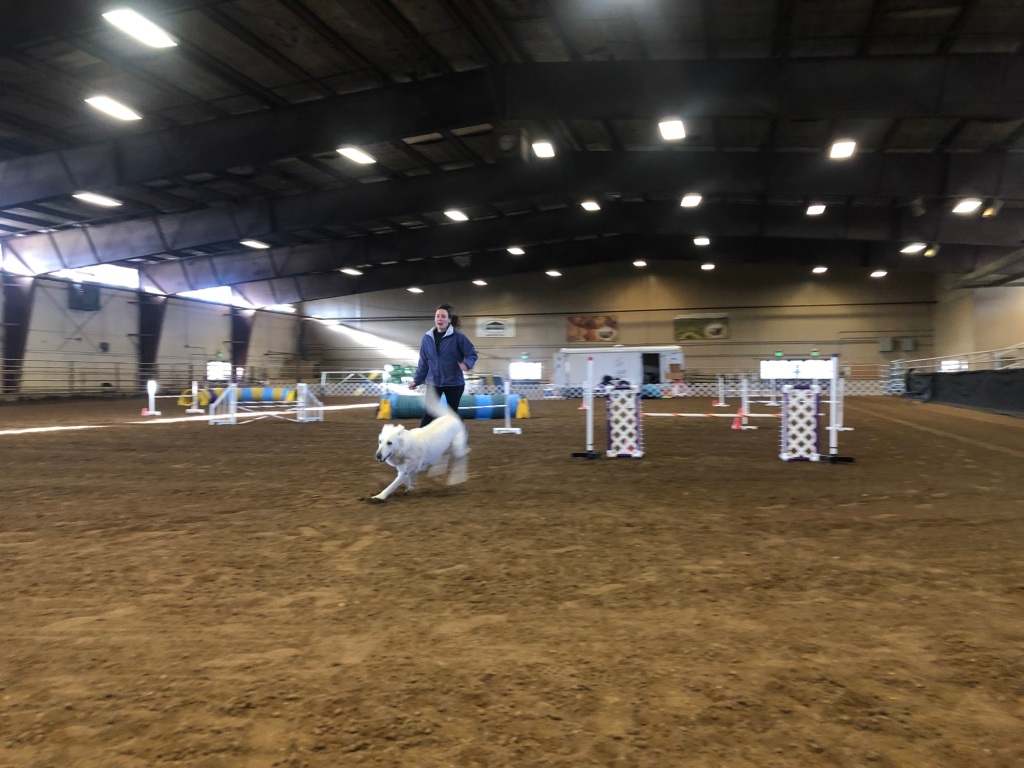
[{"x1": 410, "y1": 303, "x2": 478, "y2": 426}]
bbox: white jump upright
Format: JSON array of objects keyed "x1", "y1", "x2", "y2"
[
  {"x1": 493, "y1": 380, "x2": 522, "y2": 435},
  {"x1": 776, "y1": 354, "x2": 855, "y2": 463},
  {"x1": 572, "y1": 356, "x2": 602, "y2": 459}
]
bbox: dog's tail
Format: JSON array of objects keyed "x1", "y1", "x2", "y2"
[{"x1": 423, "y1": 388, "x2": 458, "y2": 420}]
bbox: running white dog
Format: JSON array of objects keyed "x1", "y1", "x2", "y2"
[{"x1": 371, "y1": 398, "x2": 469, "y2": 502}]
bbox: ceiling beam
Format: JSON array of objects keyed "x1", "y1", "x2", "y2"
[
  {"x1": 137, "y1": 200, "x2": 1024, "y2": 294},
  {"x1": 5, "y1": 150, "x2": 1022, "y2": 273},
  {"x1": 2, "y1": 55, "x2": 1022, "y2": 209},
  {"x1": 229, "y1": 235, "x2": 990, "y2": 306}
]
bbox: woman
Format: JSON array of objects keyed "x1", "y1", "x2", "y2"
[{"x1": 409, "y1": 303, "x2": 478, "y2": 426}]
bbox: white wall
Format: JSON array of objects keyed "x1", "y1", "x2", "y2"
[
  {"x1": 8, "y1": 277, "x2": 302, "y2": 394},
  {"x1": 933, "y1": 277, "x2": 1024, "y2": 358}
]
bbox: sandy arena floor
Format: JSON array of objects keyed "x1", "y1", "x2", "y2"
[{"x1": 1, "y1": 395, "x2": 1022, "y2": 767}]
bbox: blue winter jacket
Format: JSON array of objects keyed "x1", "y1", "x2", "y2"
[{"x1": 413, "y1": 326, "x2": 478, "y2": 388}]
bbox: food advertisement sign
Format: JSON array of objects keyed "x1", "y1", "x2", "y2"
[
  {"x1": 566, "y1": 314, "x2": 619, "y2": 343},
  {"x1": 673, "y1": 314, "x2": 729, "y2": 341}
]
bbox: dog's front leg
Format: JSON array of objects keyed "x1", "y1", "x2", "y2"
[{"x1": 372, "y1": 471, "x2": 407, "y2": 502}]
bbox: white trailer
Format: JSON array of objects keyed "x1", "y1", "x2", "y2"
[{"x1": 553, "y1": 346, "x2": 684, "y2": 391}]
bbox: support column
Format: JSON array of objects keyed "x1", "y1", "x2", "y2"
[
  {"x1": 230, "y1": 306, "x2": 256, "y2": 381},
  {"x1": 1, "y1": 273, "x2": 36, "y2": 395},
  {"x1": 138, "y1": 292, "x2": 167, "y2": 388}
]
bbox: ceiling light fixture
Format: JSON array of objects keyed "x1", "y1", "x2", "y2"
[
  {"x1": 339, "y1": 267, "x2": 363, "y2": 276},
  {"x1": 581, "y1": 201, "x2": 600, "y2": 211},
  {"x1": 952, "y1": 198, "x2": 982, "y2": 215},
  {"x1": 633, "y1": 260, "x2": 647, "y2": 267},
  {"x1": 472, "y1": 279, "x2": 487, "y2": 286},
  {"x1": 870, "y1": 270, "x2": 888, "y2": 278},
  {"x1": 507, "y1": 246, "x2": 525, "y2": 255},
  {"x1": 545, "y1": 270, "x2": 562, "y2": 277},
  {"x1": 806, "y1": 204, "x2": 826, "y2": 216},
  {"x1": 923, "y1": 246, "x2": 939, "y2": 258},
  {"x1": 444, "y1": 209, "x2": 468, "y2": 221},
  {"x1": 85, "y1": 95, "x2": 142, "y2": 121},
  {"x1": 829, "y1": 140, "x2": 856, "y2": 159},
  {"x1": 72, "y1": 191, "x2": 122, "y2": 207},
  {"x1": 102, "y1": 9, "x2": 177, "y2": 48},
  {"x1": 680, "y1": 193, "x2": 702, "y2": 208},
  {"x1": 700, "y1": 263, "x2": 715, "y2": 271},
  {"x1": 531, "y1": 141, "x2": 555, "y2": 158},
  {"x1": 658, "y1": 119, "x2": 686, "y2": 141},
  {"x1": 900, "y1": 243, "x2": 927, "y2": 254},
  {"x1": 407, "y1": 287, "x2": 423, "y2": 293},
  {"x1": 240, "y1": 239, "x2": 270, "y2": 249},
  {"x1": 981, "y1": 200, "x2": 1003, "y2": 218},
  {"x1": 336, "y1": 146, "x2": 376, "y2": 164},
  {"x1": 812, "y1": 266, "x2": 828, "y2": 274},
  {"x1": 693, "y1": 236, "x2": 710, "y2": 246}
]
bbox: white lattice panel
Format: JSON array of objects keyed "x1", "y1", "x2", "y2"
[
  {"x1": 607, "y1": 388, "x2": 644, "y2": 458},
  {"x1": 780, "y1": 386, "x2": 820, "y2": 461}
]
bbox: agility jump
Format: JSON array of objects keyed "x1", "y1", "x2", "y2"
[{"x1": 204, "y1": 382, "x2": 324, "y2": 425}]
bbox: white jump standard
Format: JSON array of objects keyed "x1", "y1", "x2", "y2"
[{"x1": 208, "y1": 383, "x2": 324, "y2": 425}]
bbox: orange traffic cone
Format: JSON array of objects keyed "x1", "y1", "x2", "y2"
[{"x1": 731, "y1": 407, "x2": 745, "y2": 430}]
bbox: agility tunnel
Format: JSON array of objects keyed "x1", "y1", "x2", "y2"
[{"x1": 377, "y1": 393, "x2": 530, "y2": 420}]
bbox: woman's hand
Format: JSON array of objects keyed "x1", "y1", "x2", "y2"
[{"x1": 458, "y1": 362, "x2": 468, "y2": 372}]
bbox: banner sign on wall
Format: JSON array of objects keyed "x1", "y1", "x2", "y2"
[
  {"x1": 476, "y1": 317, "x2": 516, "y2": 337},
  {"x1": 567, "y1": 314, "x2": 619, "y2": 343},
  {"x1": 674, "y1": 314, "x2": 729, "y2": 341}
]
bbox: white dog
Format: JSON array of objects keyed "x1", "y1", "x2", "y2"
[{"x1": 371, "y1": 398, "x2": 469, "y2": 502}]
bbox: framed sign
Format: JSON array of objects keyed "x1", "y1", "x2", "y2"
[
  {"x1": 476, "y1": 317, "x2": 516, "y2": 337},
  {"x1": 567, "y1": 314, "x2": 619, "y2": 343},
  {"x1": 674, "y1": 314, "x2": 729, "y2": 341}
]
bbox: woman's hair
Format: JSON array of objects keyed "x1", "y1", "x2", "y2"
[{"x1": 436, "y1": 302, "x2": 460, "y2": 328}]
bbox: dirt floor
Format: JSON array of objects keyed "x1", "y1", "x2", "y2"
[{"x1": 1, "y1": 394, "x2": 1023, "y2": 768}]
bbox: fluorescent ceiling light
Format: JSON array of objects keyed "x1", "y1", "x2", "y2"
[
  {"x1": 507, "y1": 246, "x2": 525, "y2": 255},
  {"x1": 472, "y1": 279, "x2": 487, "y2": 286},
  {"x1": 407, "y1": 287, "x2": 424, "y2": 293},
  {"x1": 336, "y1": 146, "x2": 376, "y2": 164},
  {"x1": 85, "y1": 96, "x2": 142, "y2": 121},
  {"x1": 658, "y1": 119, "x2": 686, "y2": 140},
  {"x1": 680, "y1": 193, "x2": 702, "y2": 208},
  {"x1": 900, "y1": 243, "x2": 927, "y2": 254},
  {"x1": 444, "y1": 209, "x2": 468, "y2": 221},
  {"x1": 806, "y1": 204, "x2": 826, "y2": 216},
  {"x1": 829, "y1": 140, "x2": 856, "y2": 159},
  {"x1": 693, "y1": 236, "x2": 710, "y2": 246},
  {"x1": 102, "y1": 9, "x2": 176, "y2": 48},
  {"x1": 340, "y1": 267, "x2": 363, "y2": 276},
  {"x1": 700, "y1": 263, "x2": 715, "y2": 271},
  {"x1": 262, "y1": 304, "x2": 296, "y2": 313},
  {"x1": 952, "y1": 198, "x2": 982, "y2": 214},
  {"x1": 532, "y1": 142, "x2": 555, "y2": 158},
  {"x1": 73, "y1": 191, "x2": 122, "y2": 207},
  {"x1": 545, "y1": 270, "x2": 562, "y2": 277},
  {"x1": 240, "y1": 239, "x2": 270, "y2": 249},
  {"x1": 581, "y1": 201, "x2": 600, "y2": 211},
  {"x1": 633, "y1": 260, "x2": 647, "y2": 267},
  {"x1": 812, "y1": 266, "x2": 828, "y2": 274},
  {"x1": 870, "y1": 270, "x2": 888, "y2": 278}
]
